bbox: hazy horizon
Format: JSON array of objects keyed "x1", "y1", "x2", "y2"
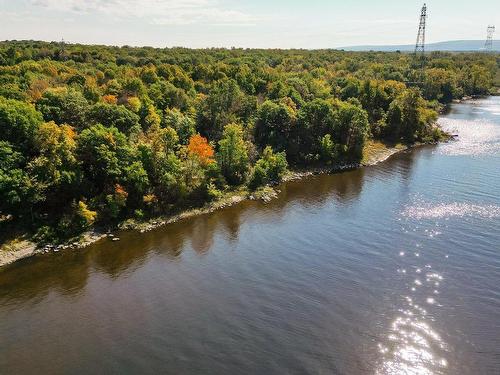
[{"x1": 1, "y1": 0, "x2": 498, "y2": 49}]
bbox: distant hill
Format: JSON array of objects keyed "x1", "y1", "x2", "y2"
[{"x1": 339, "y1": 40, "x2": 500, "y2": 52}]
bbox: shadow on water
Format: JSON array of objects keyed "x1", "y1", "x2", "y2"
[{"x1": 0, "y1": 149, "x2": 418, "y2": 307}]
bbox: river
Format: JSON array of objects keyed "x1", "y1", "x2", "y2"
[{"x1": 1, "y1": 97, "x2": 499, "y2": 374}]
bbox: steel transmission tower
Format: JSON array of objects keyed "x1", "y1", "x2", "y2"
[
  {"x1": 410, "y1": 3, "x2": 427, "y2": 85},
  {"x1": 415, "y1": 4, "x2": 427, "y2": 57},
  {"x1": 484, "y1": 25, "x2": 495, "y2": 52},
  {"x1": 59, "y1": 38, "x2": 66, "y2": 61}
]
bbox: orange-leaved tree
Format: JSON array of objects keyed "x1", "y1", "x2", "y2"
[
  {"x1": 187, "y1": 134, "x2": 214, "y2": 165},
  {"x1": 102, "y1": 94, "x2": 118, "y2": 104}
]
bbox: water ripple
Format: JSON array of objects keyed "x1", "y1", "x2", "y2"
[
  {"x1": 436, "y1": 118, "x2": 500, "y2": 156},
  {"x1": 402, "y1": 202, "x2": 500, "y2": 220},
  {"x1": 377, "y1": 315, "x2": 447, "y2": 375}
]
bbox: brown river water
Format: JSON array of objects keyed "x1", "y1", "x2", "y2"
[{"x1": 1, "y1": 97, "x2": 499, "y2": 374}]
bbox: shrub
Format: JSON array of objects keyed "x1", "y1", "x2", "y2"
[
  {"x1": 250, "y1": 146, "x2": 288, "y2": 189},
  {"x1": 104, "y1": 184, "x2": 128, "y2": 219},
  {"x1": 76, "y1": 200, "x2": 97, "y2": 228}
]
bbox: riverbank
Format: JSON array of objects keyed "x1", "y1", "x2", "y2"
[
  {"x1": 0, "y1": 140, "x2": 430, "y2": 268},
  {"x1": 2, "y1": 94, "x2": 499, "y2": 375}
]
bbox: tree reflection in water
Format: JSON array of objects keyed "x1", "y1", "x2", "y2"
[{"x1": 0, "y1": 151, "x2": 417, "y2": 306}]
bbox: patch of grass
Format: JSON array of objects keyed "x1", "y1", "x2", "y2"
[
  {"x1": 362, "y1": 140, "x2": 405, "y2": 165},
  {"x1": 1, "y1": 238, "x2": 31, "y2": 254}
]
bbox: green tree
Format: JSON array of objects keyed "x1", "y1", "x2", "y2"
[
  {"x1": 423, "y1": 68, "x2": 457, "y2": 103},
  {"x1": 217, "y1": 123, "x2": 249, "y2": 185},
  {"x1": 335, "y1": 102, "x2": 370, "y2": 161},
  {"x1": 319, "y1": 134, "x2": 338, "y2": 164},
  {"x1": 384, "y1": 100, "x2": 404, "y2": 141},
  {"x1": 87, "y1": 103, "x2": 140, "y2": 134},
  {"x1": 148, "y1": 81, "x2": 190, "y2": 111},
  {"x1": 36, "y1": 88, "x2": 89, "y2": 128},
  {"x1": 28, "y1": 122, "x2": 79, "y2": 211},
  {"x1": 138, "y1": 124, "x2": 184, "y2": 204},
  {"x1": 296, "y1": 99, "x2": 337, "y2": 161},
  {"x1": 250, "y1": 146, "x2": 288, "y2": 188},
  {"x1": 197, "y1": 79, "x2": 255, "y2": 140},
  {"x1": 0, "y1": 96, "x2": 43, "y2": 152},
  {"x1": 254, "y1": 99, "x2": 296, "y2": 153},
  {"x1": 164, "y1": 108, "x2": 196, "y2": 144},
  {"x1": 0, "y1": 141, "x2": 43, "y2": 220},
  {"x1": 76, "y1": 124, "x2": 136, "y2": 194}
]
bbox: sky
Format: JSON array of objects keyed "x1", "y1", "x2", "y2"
[{"x1": 1, "y1": 0, "x2": 498, "y2": 48}]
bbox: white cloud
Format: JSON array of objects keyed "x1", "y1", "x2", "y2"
[
  {"x1": 151, "y1": 9, "x2": 258, "y2": 26},
  {"x1": 29, "y1": 0, "x2": 259, "y2": 26}
]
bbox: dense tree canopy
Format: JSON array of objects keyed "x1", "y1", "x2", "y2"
[{"x1": 0, "y1": 40, "x2": 497, "y2": 240}]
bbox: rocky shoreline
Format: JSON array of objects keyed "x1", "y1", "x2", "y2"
[{"x1": 0, "y1": 141, "x2": 426, "y2": 268}]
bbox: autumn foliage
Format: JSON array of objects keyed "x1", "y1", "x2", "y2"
[
  {"x1": 28, "y1": 79, "x2": 50, "y2": 102},
  {"x1": 187, "y1": 134, "x2": 214, "y2": 165},
  {"x1": 114, "y1": 184, "x2": 129, "y2": 202},
  {"x1": 0, "y1": 40, "x2": 494, "y2": 242},
  {"x1": 102, "y1": 94, "x2": 118, "y2": 104}
]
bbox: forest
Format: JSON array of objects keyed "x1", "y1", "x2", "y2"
[{"x1": 0, "y1": 40, "x2": 498, "y2": 242}]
